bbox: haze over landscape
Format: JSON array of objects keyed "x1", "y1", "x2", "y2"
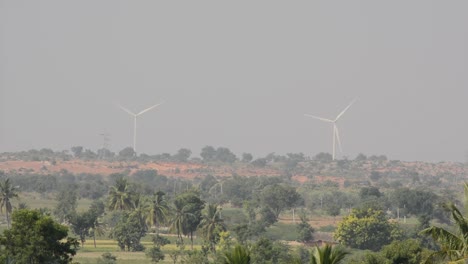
[{"x1": 2, "y1": 1, "x2": 468, "y2": 162}]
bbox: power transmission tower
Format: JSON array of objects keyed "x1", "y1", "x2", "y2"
[{"x1": 99, "y1": 132, "x2": 111, "y2": 160}]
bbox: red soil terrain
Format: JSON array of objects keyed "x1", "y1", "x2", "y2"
[
  {"x1": 1, "y1": 159, "x2": 466, "y2": 186},
  {"x1": 0, "y1": 160, "x2": 282, "y2": 179}
]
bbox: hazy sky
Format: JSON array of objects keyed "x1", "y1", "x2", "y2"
[{"x1": 1, "y1": 1, "x2": 468, "y2": 162}]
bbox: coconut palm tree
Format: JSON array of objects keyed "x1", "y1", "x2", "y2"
[
  {"x1": 0, "y1": 178, "x2": 19, "y2": 228},
  {"x1": 310, "y1": 244, "x2": 349, "y2": 264},
  {"x1": 420, "y1": 183, "x2": 468, "y2": 263},
  {"x1": 169, "y1": 199, "x2": 195, "y2": 241},
  {"x1": 198, "y1": 204, "x2": 226, "y2": 252},
  {"x1": 107, "y1": 177, "x2": 134, "y2": 211},
  {"x1": 132, "y1": 194, "x2": 150, "y2": 232},
  {"x1": 147, "y1": 191, "x2": 169, "y2": 232},
  {"x1": 90, "y1": 218, "x2": 106, "y2": 248},
  {"x1": 223, "y1": 244, "x2": 251, "y2": 264}
]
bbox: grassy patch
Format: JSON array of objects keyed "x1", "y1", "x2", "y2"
[{"x1": 265, "y1": 222, "x2": 298, "y2": 241}]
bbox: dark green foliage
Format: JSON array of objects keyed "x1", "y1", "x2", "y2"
[
  {"x1": 173, "y1": 148, "x2": 192, "y2": 162},
  {"x1": 200, "y1": 146, "x2": 217, "y2": 162},
  {"x1": 420, "y1": 183, "x2": 468, "y2": 263},
  {"x1": 119, "y1": 147, "x2": 136, "y2": 158},
  {"x1": 380, "y1": 239, "x2": 425, "y2": 264},
  {"x1": 148, "y1": 191, "x2": 170, "y2": 230},
  {"x1": 68, "y1": 211, "x2": 95, "y2": 246},
  {"x1": 170, "y1": 190, "x2": 205, "y2": 248},
  {"x1": 223, "y1": 244, "x2": 251, "y2": 264},
  {"x1": 110, "y1": 211, "x2": 146, "y2": 251},
  {"x1": 259, "y1": 184, "x2": 302, "y2": 219},
  {"x1": 222, "y1": 175, "x2": 253, "y2": 207},
  {"x1": 0, "y1": 178, "x2": 19, "y2": 228},
  {"x1": 314, "y1": 152, "x2": 332, "y2": 162},
  {"x1": 215, "y1": 147, "x2": 237, "y2": 163},
  {"x1": 198, "y1": 204, "x2": 227, "y2": 251},
  {"x1": 251, "y1": 158, "x2": 267, "y2": 167},
  {"x1": 97, "y1": 252, "x2": 118, "y2": 264},
  {"x1": 296, "y1": 213, "x2": 314, "y2": 243},
  {"x1": 242, "y1": 153, "x2": 253, "y2": 163},
  {"x1": 200, "y1": 146, "x2": 237, "y2": 163},
  {"x1": 334, "y1": 207, "x2": 401, "y2": 251},
  {"x1": 389, "y1": 188, "x2": 438, "y2": 217},
  {"x1": 310, "y1": 244, "x2": 349, "y2": 264},
  {"x1": 359, "y1": 186, "x2": 382, "y2": 199},
  {"x1": 146, "y1": 234, "x2": 170, "y2": 263},
  {"x1": 107, "y1": 176, "x2": 135, "y2": 211},
  {"x1": 54, "y1": 185, "x2": 78, "y2": 222},
  {"x1": 71, "y1": 146, "x2": 83, "y2": 158},
  {"x1": 0, "y1": 209, "x2": 79, "y2": 263},
  {"x1": 251, "y1": 237, "x2": 292, "y2": 264}
]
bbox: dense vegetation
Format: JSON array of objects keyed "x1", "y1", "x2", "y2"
[{"x1": 0, "y1": 146, "x2": 467, "y2": 263}]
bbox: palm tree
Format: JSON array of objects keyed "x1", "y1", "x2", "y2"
[
  {"x1": 147, "y1": 191, "x2": 169, "y2": 232},
  {"x1": 420, "y1": 183, "x2": 468, "y2": 263},
  {"x1": 198, "y1": 204, "x2": 227, "y2": 252},
  {"x1": 169, "y1": 199, "x2": 194, "y2": 241},
  {"x1": 0, "y1": 178, "x2": 19, "y2": 228},
  {"x1": 223, "y1": 244, "x2": 251, "y2": 264},
  {"x1": 132, "y1": 194, "x2": 150, "y2": 232},
  {"x1": 90, "y1": 219, "x2": 106, "y2": 248},
  {"x1": 107, "y1": 177, "x2": 134, "y2": 211},
  {"x1": 310, "y1": 244, "x2": 349, "y2": 264}
]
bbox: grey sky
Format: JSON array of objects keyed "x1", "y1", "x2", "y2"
[{"x1": 1, "y1": 1, "x2": 468, "y2": 162}]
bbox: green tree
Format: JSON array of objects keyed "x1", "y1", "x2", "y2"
[
  {"x1": 223, "y1": 244, "x2": 251, "y2": 264},
  {"x1": 97, "y1": 252, "x2": 117, "y2": 264},
  {"x1": 132, "y1": 194, "x2": 151, "y2": 232},
  {"x1": 297, "y1": 213, "x2": 315, "y2": 243},
  {"x1": 147, "y1": 191, "x2": 170, "y2": 231},
  {"x1": 201, "y1": 146, "x2": 216, "y2": 162},
  {"x1": 260, "y1": 184, "x2": 302, "y2": 220},
  {"x1": 54, "y1": 185, "x2": 78, "y2": 223},
  {"x1": 215, "y1": 147, "x2": 237, "y2": 163},
  {"x1": 110, "y1": 211, "x2": 146, "y2": 251},
  {"x1": 334, "y1": 207, "x2": 401, "y2": 251},
  {"x1": 1, "y1": 209, "x2": 79, "y2": 263},
  {"x1": 420, "y1": 183, "x2": 468, "y2": 263},
  {"x1": 170, "y1": 199, "x2": 191, "y2": 241},
  {"x1": 380, "y1": 239, "x2": 427, "y2": 264},
  {"x1": 146, "y1": 234, "x2": 170, "y2": 263},
  {"x1": 198, "y1": 204, "x2": 227, "y2": 252},
  {"x1": 107, "y1": 177, "x2": 134, "y2": 211},
  {"x1": 68, "y1": 211, "x2": 94, "y2": 246},
  {"x1": 0, "y1": 178, "x2": 19, "y2": 228},
  {"x1": 170, "y1": 191, "x2": 204, "y2": 249},
  {"x1": 251, "y1": 237, "x2": 293, "y2": 264},
  {"x1": 119, "y1": 147, "x2": 136, "y2": 159},
  {"x1": 389, "y1": 188, "x2": 438, "y2": 217},
  {"x1": 173, "y1": 148, "x2": 192, "y2": 162},
  {"x1": 89, "y1": 200, "x2": 106, "y2": 248},
  {"x1": 242, "y1": 153, "x2": 253, "y2": 163},
  {"x1": 314, "y1": 152, "x2": 332, "y2": 162},
  {"x1": 71, "y1": 146, "x2": 83, "y2": 158},
  {"x1": 310, "y1": 244, "x2": 349, "y2": 264}
]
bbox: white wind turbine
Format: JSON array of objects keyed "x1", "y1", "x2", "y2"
[
  {"x1": 117, "y1": 102, "x2": 164, "y2": 154},
  {"x1": 304, "y1": 98, "x2": 357, "y2": 160}
]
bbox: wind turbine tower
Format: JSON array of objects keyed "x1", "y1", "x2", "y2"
[
  {"x1": 304, "y1": 98, "x2": 357, "y2": 160},
  {"x1": 118, "y1": 102, "x2": 164, "y2": 153}
]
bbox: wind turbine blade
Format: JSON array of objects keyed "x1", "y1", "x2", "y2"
[
  {"x1": 335, "y1": 124, "x2": 343, "y2": 153},
  {"x1": 335, "y1": 98, "x2": 357, "y2": 121},
  {"x1": 117, "y1": 104, "x2": 136, "y2": 116},
  {"x1": 304, "y1": 114, "x2": 334, "y2": 123},
  {"x1": 137, "y1": 102, "x2": 164, "y2": 116}
]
